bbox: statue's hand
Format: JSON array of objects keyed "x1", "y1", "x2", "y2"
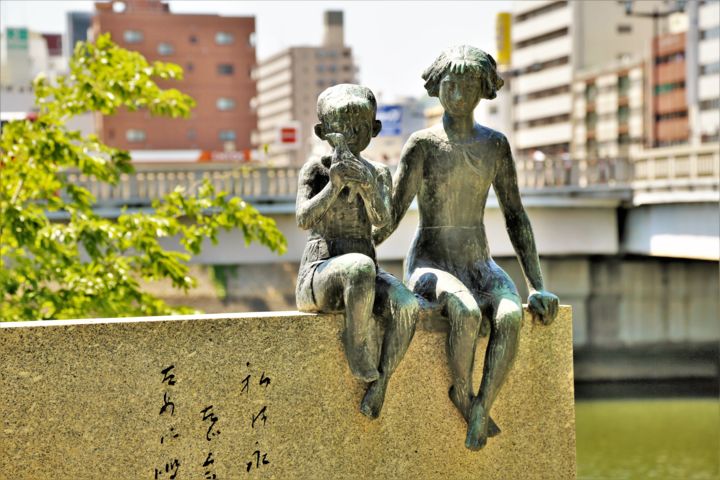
[
  {"x1": 329, "y1": 160, "x2": 364, "y2": 189},
  {"x1": 527, "y1": 290, "x2": 559, "y2": 325}
]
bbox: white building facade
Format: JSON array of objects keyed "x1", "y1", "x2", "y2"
[
  {"x1": 511, "y1": 0, "x2": 663, "y2": 157},
  {"x1": 698, "y1": 0, "x2": 720, "y2": 142}
]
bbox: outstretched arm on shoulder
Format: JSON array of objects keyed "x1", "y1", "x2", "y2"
[{"x1": 373, "y1": 135, "x2": 424, "y2": 245}]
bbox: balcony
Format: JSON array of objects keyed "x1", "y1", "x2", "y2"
[
  {"x1": 655, "y1": 89, "x2": 687, "y2": 115},
  {"x1": 655, "y1": 61, "x2": 686, "y2": 85},
  {"x1": 656, "y1": 118, "x2": 690, "y2": 142}
]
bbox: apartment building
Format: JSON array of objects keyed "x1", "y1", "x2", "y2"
[
  {"x1": 511, "y1": 0, "x2": 662, "y2": 157},
  {"x1": 572, "y1": 58, "x2": 645, "y2": 161},
  {"x1": 252, "y1": 11, "x2": 357, "y2": 166},
  {"x1": 653, "y1": 31, "x2": 689, "y2": 146},
  {"x1": 698, "y1": 0, "x2": 720, "y2": 143},
  {"x1": 93, "y1": 0, "x2": 257, "y2": 152}
]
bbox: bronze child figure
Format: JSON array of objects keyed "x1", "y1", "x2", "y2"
[
  {"x1": 295, "y1": 84, "x2": 418, "y2": 418},
  {"x1": 375, "y1": 46, "x2": 559, "y2": 450}
]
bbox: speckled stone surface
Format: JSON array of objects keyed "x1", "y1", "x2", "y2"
[{"x1": 0, "y1": 307, "x2": 575, "y2": 479}]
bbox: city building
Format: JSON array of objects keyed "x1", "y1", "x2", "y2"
[
  {"x1": 572, "y1": 57, "x2": 646, "y2": 162},
  {"x1": 0, "y1": 27, "x2": 87, "y2": 132},
  {"x1": 92, "y1": 0, "x2": 257, "y2": 152},
  {"x1": 252, "y1": 11, "x2": 358, "y2": 166},
  {"x1": 0, "y1": 27, "x2": 67, "y2": 87},
  {"x1": 363, "y1": 97, "x2": 428, "y2": 165},
  {"x1": 653, "y1": 29, "x2": 689, "y2": 146},
  {"x1": 698, "y1": 0, "x2": 720, "y2": 143},
  {"x1": 65, "y1": 11, "x2": 93, "y2": 58},
  {"x1": 510, "y1": 0, "x2": 665, "y2": 158}
]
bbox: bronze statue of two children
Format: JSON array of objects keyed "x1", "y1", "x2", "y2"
[{"x1": 295, "y1": 45, "x2": 559, "y2": 451}]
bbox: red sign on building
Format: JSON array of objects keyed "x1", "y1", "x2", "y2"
[{"x1": 280, "y1": 127, "x2": 297, "y2": 144}]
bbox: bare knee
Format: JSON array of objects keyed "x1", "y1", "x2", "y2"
[
  {"x1": 494, "y1": 299, "x2": 522, "y2": 335},
  {"x1": 343, "y1": 254, "x2": 376, "y2": 288},
  {"x1": 447, "y1": 296, "x2": 482, "y2": 336}
]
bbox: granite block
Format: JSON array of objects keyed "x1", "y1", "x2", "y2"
[{"x1": 0, "y1": 307, "x2": 575, "y2": 479}]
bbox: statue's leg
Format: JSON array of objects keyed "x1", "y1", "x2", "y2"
[
  {"x1": 313, "y1": 253, "x2": 379, "y2": 382},
  {"x1": 407, "y1": 268, "x2": 482, "y2": 422},
  {"x1": 360, "y1": 270, "x2": 419, "y2": 419},
  {"x1": 466, "y1": 275, "x2": 522, "y2": 451}
]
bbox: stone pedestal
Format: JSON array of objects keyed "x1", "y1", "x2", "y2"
[{"x1": 0, "y1": 308, "x2": 575, "y2": 479}]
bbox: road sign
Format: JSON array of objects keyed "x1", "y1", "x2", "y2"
[
  {"x1": 377, "y1": 105, "x2": 403, "y2": 136},
  {"x1": 276, "y1": 121, "x2": 301, "y2": 149},
  {"x1": 6, "y1": 28, "x2": 29, "y2": 51}
]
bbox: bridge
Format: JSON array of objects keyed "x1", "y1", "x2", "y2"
[
  {"x1": 51, "y1": 143, "x2": 720, "y2": 389},
  {"x1": 61, "y1": 143, "x2": 719, "y2": 263}
]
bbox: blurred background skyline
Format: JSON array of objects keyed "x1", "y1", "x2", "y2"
[{"x1": 0, "y1": 0, "x2": 506, "y2": 102}]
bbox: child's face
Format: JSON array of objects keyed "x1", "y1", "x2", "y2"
[
  {"x1": 322, "y1": 109, "x2": 376, "y2": 155},
  {"x1": 438, "y1": 70, "x2": 482, "y2": 116}
]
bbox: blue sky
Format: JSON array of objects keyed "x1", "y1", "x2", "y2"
[{"x1": 0, "y1": 0, "x2": 508, "y2": 102}]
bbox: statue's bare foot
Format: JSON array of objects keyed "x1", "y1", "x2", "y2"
[
  {"x1": 360, "y1": 376, "x2": 388, "y2": 419},
  {"x1": 487, "y1": 416, "x2": 501, "y2": 437},
  {"x1": 449, "y1": 384, "x2": 472, "y2": 420},
  {"x1": 465, "y1": 398, "x2": 489, "y2": 451},
  {"x1": 450, "y1": 386, "x2": 501, "y2": 437}
]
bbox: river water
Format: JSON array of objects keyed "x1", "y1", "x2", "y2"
[{"x1": 576, "y1": 399, "x2": 720, "y2": 479}]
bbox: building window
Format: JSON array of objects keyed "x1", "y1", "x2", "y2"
[
  {"x1": 216, "y1": 97, "x2": 236, "y2": 111},
  {"x1": 217, "y1": 63, "x2": 234, "y2": 75},
  {"x1": 515, "y1": 27, "x2": 568, "y2": 50},
  {"x1": 187, "y1": 128, "x2": 197, "y2": 140},
  {"x1": 700, "y1": 26, "x2": 720, "y2": 40},
  {"x1": 316, "y1": 65, "x2": 325, "y2": 73},
  {"x1": 700, "y1": 98, "x2": 720, "y2": 111},
  {"x1": 186, "y1": 62, "x2": 194, "y2": 72},
  {"x1": 317, "y1": 79, "x2": 325, "y2": 87},
  {"x1": 126, "y1": 129, "x2": 146, "y2": 142},
  {"x1": 219, "y1": 130, "x2": 236, "y2": 141},
  {"x1": 123, "y1": 30, "x2": 143, "y2": 43},
  {"x1": 157, "y1": 42, "x2": 174, "y2": 56},
  {"x1": 328, "y1": 65, "x2": 337, "y2": 73},
  {"x1": 617, "y1": 24, "x2": 632, "y2": 34},
  {"x1": 618, "y1": 105, "x2": 630, "y2": 123},
  {"x1": 189, "y1": 35, "x2": 197, "y2": 44},
  {"x1": 654, "y1": 81, "x2": 685, "y2": 95},
  {"x1": 618, "y1": 76, "x2": 631, "y2": 95},
  {"x1": 700, "y1": 62, "x2": 720, "y2": 75},
  {"x1": 515, "y1": 0, "x2": 568, "y2": 23},
  {"x1": 585, "y1": 84, "x2": 598, "y2": 102},
  {"x1": 215, "y1": 32, "x2": 234, "y2": 45}
]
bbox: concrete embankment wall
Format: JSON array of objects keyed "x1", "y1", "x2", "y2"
[{"x1": 1, "y1": 309, "x2": 575, "y2": 479}]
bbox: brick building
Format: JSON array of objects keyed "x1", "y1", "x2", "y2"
[{"x1": 92, "y1": 0, "x2": 257, "y2": 152}]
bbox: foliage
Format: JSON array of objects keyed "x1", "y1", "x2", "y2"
[{"x1": 0, "y1": 34, "x2": 286, "y2": 321}]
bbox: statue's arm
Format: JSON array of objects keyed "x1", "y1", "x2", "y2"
[
  {"x1": 357, "y1": 165, "x2": 392, "y2": 228},
  {"x1": 295, "y1": 161, "x2": 341, "y2": 230},
  {"x1": 492, "y1": 136, "x2": 545, "y2": 292},
  {"x1": 373, "y1": 135, "x2": 423, "y2": 245},
  {"x1": 493, "y1": 135, "x2": 559, "y2": 324}
]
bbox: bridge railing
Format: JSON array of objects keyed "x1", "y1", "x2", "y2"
[
  {"x1": 630, "y1": 143, "x2": 720, "y2": 192},
  {"x1": 63, "y1": 144, "x2": 718, "y2": 209},
  {"x1": 63, "y1": 164, "x2": 300, "y2": 207},
  {"x1": 514, "y1": 156, "x2": 633, "y2": 189}
]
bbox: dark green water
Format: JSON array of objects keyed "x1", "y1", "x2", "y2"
[{"x1": 576, "y1": 399, "x2": 720, "y2": 480}]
